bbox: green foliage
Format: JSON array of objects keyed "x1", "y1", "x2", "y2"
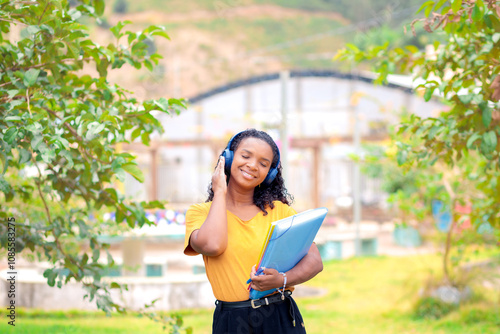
[
  {"x1": 360, "y1": 110, "x2": 497, "y2": 289},
  {"x1": 459, "y1": 305, "x2": 500, "y2": 326},
  {"x1": 413, "y1": 296, "x2": 458, "y2": 319},
  {"x1": 336, "y1": 0, "x2": 500, "y2": 232},
  {"x1": 0, "y1": 0, "x2": 186, "y2": 325}
]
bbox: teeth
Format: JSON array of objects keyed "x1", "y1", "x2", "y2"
[{"x1": 241, "y1": 170, "x2": 254, "y2": 178}]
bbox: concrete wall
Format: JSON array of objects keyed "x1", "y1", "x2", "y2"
[{"x1": 0, "y1": 272, "x2": 215, "y2": 311}]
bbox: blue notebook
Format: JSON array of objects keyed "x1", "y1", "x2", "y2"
[{"x1": 248, "y1": 207, "x2": 328, "y2": 300}]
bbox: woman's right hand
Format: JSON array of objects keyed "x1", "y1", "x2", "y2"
[{"x1": 212, "y1": 156, "x2": 227, "y2": 196}]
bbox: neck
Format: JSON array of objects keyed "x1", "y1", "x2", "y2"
[{"x1": 226, "y1": 182, "x2": 254, "y2": 207}]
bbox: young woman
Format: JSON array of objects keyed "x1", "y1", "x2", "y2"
[{"x1": 184, "y1": 129, "x2": 323, "y2": 333}]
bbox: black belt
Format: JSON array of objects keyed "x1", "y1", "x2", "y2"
[{"x1": 217, "y1": 290, "x2": 292, "y2": 309}]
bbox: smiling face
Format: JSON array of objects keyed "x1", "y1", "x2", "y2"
[{"x1": 228, "y1": 137, "x2": 275, "y2": 190}]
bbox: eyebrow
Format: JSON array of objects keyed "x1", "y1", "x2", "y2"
[{"x1": 241, "y1": 149, "x2": 272, "y2": 163}]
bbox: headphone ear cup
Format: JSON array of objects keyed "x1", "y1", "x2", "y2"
[
  {"x1": 263, "y1": 167, "x2": 278, "y2": 186},
  {"x1": 222, "y1": 149, "x2": 233, "y2": 175}
]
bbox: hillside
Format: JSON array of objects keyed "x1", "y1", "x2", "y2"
[{"x1": 96, "y1": 0, "x2": 429, "y2": 100}]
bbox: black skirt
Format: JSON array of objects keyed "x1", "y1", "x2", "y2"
[{"x1": 212, "y1": 294, "x2": 307, "y2": 334}]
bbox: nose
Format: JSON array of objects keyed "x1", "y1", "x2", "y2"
[{"x1": 246, "y1": 159, "x2": 258, "y2": 170}]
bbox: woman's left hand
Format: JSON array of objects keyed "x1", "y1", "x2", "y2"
[{"x1": 249, "y1": 265, "x2": 284, "y2": 291}]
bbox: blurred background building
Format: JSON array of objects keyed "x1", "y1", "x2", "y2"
[{"x1": 122, "y1": 70, "x2": 444, "y2": 217}]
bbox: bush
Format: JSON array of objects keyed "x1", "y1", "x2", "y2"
[
  {"x1": 460, "y1": 307, "x2": 500, "y2": 326},
  {"x1": 413, "y1": 297, "x2": 458, "y2": 320}
]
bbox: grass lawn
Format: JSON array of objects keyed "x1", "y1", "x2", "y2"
[{"x1": 1, "y1": 253, "x2": 498, "y2": 333}]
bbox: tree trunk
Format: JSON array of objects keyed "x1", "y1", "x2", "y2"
[{"x1": 443, "y1": 202, "x2": 456, "y2": 285}]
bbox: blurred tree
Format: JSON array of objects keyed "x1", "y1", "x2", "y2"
[
  {"x1": 337, "y1": 0, "x2": 500, "y2": 310},
  {"x1": 336, "y1": 0, "x2": 500, "y2": 234},
  {"x1": 362, "y1": 121, "x2": 495, "y2": 287},
  {"x1": 0, "y1": 0, "x2": 188, "y2": 330}
]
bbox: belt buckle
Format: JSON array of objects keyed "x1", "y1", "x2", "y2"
[{"x1": 250, "y1": 299, "x2": 261, "y2": 309}]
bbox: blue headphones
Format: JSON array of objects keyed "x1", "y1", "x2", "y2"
[{"x1": 221, "y1": 131, "x2": 280, "y2": 187}]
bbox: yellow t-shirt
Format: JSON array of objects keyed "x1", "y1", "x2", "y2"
[{"x1": 184, "y1": 201, "x2": 297, "y2": 302}]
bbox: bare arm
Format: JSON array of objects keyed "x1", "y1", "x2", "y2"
[
  {"x1": 189, "y1": 157, "x2": 228, "y2": 257},
  {"x1": 249, "y1": 243, "x2": 323, "y2": 292}
]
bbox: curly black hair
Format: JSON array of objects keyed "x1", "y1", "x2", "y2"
[{"x1": 206, "y1": 129, "x2": 293, "y2": 215}]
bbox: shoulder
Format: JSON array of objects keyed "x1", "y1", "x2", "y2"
[
  {"x1": 186, "y1": 202, "x2": 211, "y2": 217},
  {"x1": 188, "y1": 202, "x2": 211, "y2": 211},
  {"x1": 270, "y1": 201, "x2": 296, "y2": 216}
]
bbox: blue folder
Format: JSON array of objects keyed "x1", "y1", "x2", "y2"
[{"x1": 249, "y1": 207, "x2": 328, "y2": 300}]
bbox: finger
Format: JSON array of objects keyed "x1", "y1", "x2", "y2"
[
  {"x1": 219, "y1": 158, "x2": 226, "y2": 175},
  {"x1": 262, "y1": 267, "x2": 275, "y2": 275}
]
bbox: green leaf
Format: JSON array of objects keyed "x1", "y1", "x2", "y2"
[
  {"x1": 86, "y1": 122, "x2": 106, "y2": 140},
  {"x1": 151, "y1": 30, "x2": 170, "y2": 40},
  {"x1": 116, "y1": 209, "x2": 125, "y2": 224},
  {"x1": 110, "y1": 20, "x2": 131, "y2": 39},
  {"x1": 482, "y1": 131, "x2": 497, "y2": 151},
  {"x1": 4, "y1": 116, "x2": 22, "y2": 122},
  {"x1": 467, "y1": 133, "x2": 481, "y2": 149},
  {"x1": 67, "y1": 262, "x2": 79, "y2": 276},
  {"x1": 458, "y1": 94, "x2": 473, "y2": 105},
  {"x1": 43, "y1": 269, "x2": 57, "y2": 287},
  {"x1": 104, "y1": 188, "x2": 119, "y2": 201},
  {"x1": 345, "y1": 43, "x2": 360, "y2": 52},
  {"x1": 424, "y1": 86, "x2": 434, "y2": 102},
  {"x1": 416, "y1": 1, "x2": 434, "y2": 14},
  {"x1": 92, "y1": 247, "x2": 100, "y2": 262},
  {"x1": 479, "y1": 102, "x2": 492, "y2": 128},
  {"x1": 94, "y1": 0, "x2": 105, "y2": 16},
  {"x1": 122, "y1": 163, "x2": 144, "y2": 183},
  {"x1": 4, "y1": 127, "x2": 18, "y2": 144},
  {"x1": 396, "y1": 149, "x2": 408, "y2": 166},
  {"x1": 484, "y1": 13, "x2": 493, "y2": 28},
  {"x1": 23, "y1": 68, "x2": 41, "y2": 87},
  {"x1": 451, "y1": 0, "x2": 462, "y2": 13},
  {"x1": 59, "y1": 150, "x2": 74, "y2": 169},
  {"x1": 405, "y1": 45, "x2": 419, "y2": 54},
  {"x1": 18, "y1": 148, "x2": 32, "y2": 164},
  {"x1": 144, "y1": 59, "x2": 153, "y2": 72},
  {"x1": 31, "y1": 134, "x2": 44, "y2": 150},
  {"x1": 0, "y1": 153, "x2": 6, "y2": 175},
  {"x1": 434, "y1": 0, "x2": 448, "y2": 11},
  {"x1": 6, "y1": 90, "x2": 20, "y2": 99},
  {"x1": 110, "y1": 282, "x2": 121, "y2": 289},
  {"x1": 425, "y1": 3, "x2": 435, "y2": 17},
  {"x1": 471, "y1": 4, "x2": 482, "y2": 22}
]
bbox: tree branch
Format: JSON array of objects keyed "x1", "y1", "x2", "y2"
[
  {"x1": 0, "y1": 17, "x2": 28, "y2": 26},
  {"x1": 5, "y1": 57, "x2": 94, "y2": 72},
  {"x1": 44, "y1": 107, "x2": 83, "y2": 142},
  {"x1": 43, "y1": 107, "x2": 113, "y2": 166},
  {"x1": 37, "y1": 1, "x2": 50, "y2": 25},
  {"x1": 33, "y1": 157, "x2": 52, "y2": 225},
  {"x1": 0, "y1": 78, "x2": 19, "y2": 87}
]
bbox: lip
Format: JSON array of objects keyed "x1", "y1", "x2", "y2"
[{"x1": 240, "y1": 169, "x2": 256, "y2": 179}]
